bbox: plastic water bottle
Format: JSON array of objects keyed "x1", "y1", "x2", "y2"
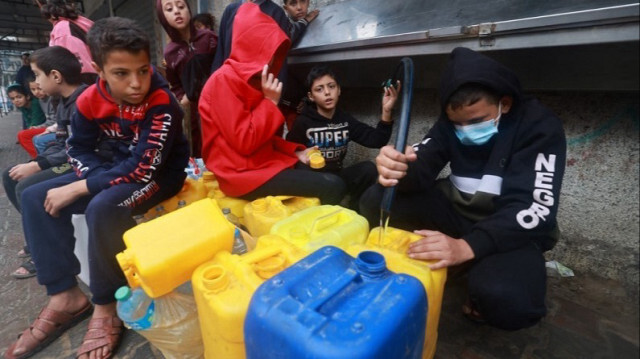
[
  {"x1": 223, "y1": 207, "x2": 250, "y2": 232},
  {"x1": 115, "y1": 286, "x2": 155, "y2": 330},
  {"x1": 222, "y1": 207, "x2": 239, "y2": 225},
  {"x1": 232, "y1": 227, "x2": 248, "y2": 255},
  {"x1": 115, "y1": 285, "x2": 204, "y2": 359}
]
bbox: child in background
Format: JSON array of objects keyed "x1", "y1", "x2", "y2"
[
  {"x1": 279, "y1": 0, "x2": 319, "y2": 132},
  {"x1": 286, "y1": 65, "x2": 399, "y2": 209},
  {"x1": 200, "y1": 2, "x2": 345, "y2": 204},
  {"x1": 193, "y1": 12, "x2": 215, "y2": 30},
  {"x1": 4, "y1": 17, "x2": 189, "y2": 359},
  {"x1": 7, "y1": 83, "x2": 46, "y2": 157},
  {"x1": 26, "y1": 75, "x2": 58, "y2": 155},
  {"x1": 156, "y1": 0, "x2": 218, "y2": 157},
  {"x1": 283, "y1": 0, "x2": 319, "y2": 43},
  {"x1": 40, "y1": 0, "x2": 97, "y2": 84},
  {"x1": 2, "y1": 46, "x2": 89, "y2": 279}
]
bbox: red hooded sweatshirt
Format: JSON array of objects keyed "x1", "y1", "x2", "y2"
[{"x1": 199, "y1": 2, "x2": 303, "y2": 197}]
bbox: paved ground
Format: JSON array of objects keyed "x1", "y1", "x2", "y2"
[{"x1": 1, "y1": 111, "x2": 638, "y2": 358}]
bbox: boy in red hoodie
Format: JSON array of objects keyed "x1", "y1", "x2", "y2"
[{"x1": 199, "y1": 2, "x2": 345, "y2": 204}]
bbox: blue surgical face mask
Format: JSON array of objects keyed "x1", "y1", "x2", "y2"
[{"x1": 454, "y1": 103, "x2": 502, "y2": 145}]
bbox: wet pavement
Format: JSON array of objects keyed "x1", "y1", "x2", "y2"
[{"x1": 1, "y1": 111, "x2": 638, "y2": 358}]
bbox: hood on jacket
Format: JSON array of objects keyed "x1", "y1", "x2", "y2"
[
  {"x1": 226, "y1": 2, "x2": 291, "y2": 86},
  {"x1": 96, "y1": 66, "x2": 169, "y2": 105},
  {"x1": 156, "y1": 0, "x2": 196, "y2": 43},
  {"x1": 438, "y1": 47, "x2": 522, "y2": 110}
]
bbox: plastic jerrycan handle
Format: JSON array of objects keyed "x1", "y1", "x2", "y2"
[
  {"x1": 309, "y1": 209, "x2": 342, "y2": 234},
  {"x1": 305, "y1": 251, "x2": 387, "y2": 311},
  {"x1": 116, "y1": 251, "x2": 142, "y2": 288},
  {"x1": 243, "y1": 245, "x2": 287, "y2": 278},
  {"x1": 305, "y1": 268, "x2": 359, "y2": 311}
]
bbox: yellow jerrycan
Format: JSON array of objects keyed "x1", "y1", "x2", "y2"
[
  {"x1": 347, "y1": 226, "x2": 448, "y2": 359},
  {"x1": 243, "y1": 196, "x2": 291, "y2": 237},
  {"x1": 117, "y1": 198, "x2": 234, "y2": 298},
  {"x1": 270, "y1": 205, "x2": 369, "y2": 253},
  {"x1": 191, "y1": 234, "x2": 306, "y2": 359},
  {"x1": 201, "y1": 171, "x2": 250, "y2": 224},
  {"x1": 176, "y1": 177, "x2": 208, "y2": 206},
  {"x1": 274, "y1": 195, "x2": 320, "y2": 213}
]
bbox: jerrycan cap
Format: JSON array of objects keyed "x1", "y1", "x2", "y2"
[
  {"x1": 202, "y1": 171, "x2": 216, "y2": 181},
  {"x1": 308, "y1": 149, "x2": 325, "y2": 169},
  {"x1": 115, "y1": 286, "x2": 132, "y2": 301},
  {"x1": 251, "y1": 198, "x2": 267, "y2": 212},
  {"x1": 355, "y1": 251, "x2": 387, "y2": 278}
]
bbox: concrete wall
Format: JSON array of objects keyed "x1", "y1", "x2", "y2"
[{"x1": 337, "y1": 86, "x2": 639, "y2": 294}]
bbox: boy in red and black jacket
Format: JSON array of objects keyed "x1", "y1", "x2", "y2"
[{"x1": 6, "y1": 17, "x2": 189, "y2": 359}]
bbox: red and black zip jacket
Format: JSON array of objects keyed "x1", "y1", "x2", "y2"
[{"x1": 68, "y1": 68, "x2": 190, "y2": 194}]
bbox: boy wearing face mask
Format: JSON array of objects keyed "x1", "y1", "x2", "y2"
[{"x1": 360, "y1": 47, "x2": 566, "y2": 331}]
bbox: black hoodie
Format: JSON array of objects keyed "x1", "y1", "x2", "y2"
[{"x1": 400, "y1": 47, "x2": 566, "y2": 259}]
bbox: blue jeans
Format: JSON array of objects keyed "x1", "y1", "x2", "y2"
[{"x1": 32, "y1": 132, "x2": 56, "y2": 154}]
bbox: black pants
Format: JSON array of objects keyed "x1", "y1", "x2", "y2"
[
  {"x1": 3, "y1": 163, "x2": 73, "y2": 213},
  {"x1": 240, "y1": 168, "x2": 347, "y2": 205},
  {"x1": 337, "y1": 161, "x2": 378, "y2": 210},
  {"x1": 360, "y1": 183, "x2": 547, "y2": 330}
]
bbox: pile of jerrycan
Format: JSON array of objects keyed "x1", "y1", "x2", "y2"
[{"x1": 114, "y1": 165, "x2": 447, "y2": 359}]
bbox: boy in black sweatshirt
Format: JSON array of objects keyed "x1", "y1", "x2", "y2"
[
  {"x1": 361, "y1": 47, "x2": 566, "y2": 330},
  {"x1": 287, "y1": 65, "x2": 399, "y2": 209},
  {"x1": 6, "y1": 17, "x2": 189, "y2": 359}
]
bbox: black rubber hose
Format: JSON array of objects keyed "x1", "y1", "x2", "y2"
[{"x1": 380, "y1": 57, "x2": 414, "y2": 217}]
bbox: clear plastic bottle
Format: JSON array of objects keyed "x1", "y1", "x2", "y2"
[
  {"x1": 115, "y1": 286, "x2": 155, "y2": 330},
  {"x1": 115, "y1": 286, "x2": 204, "y2": 359},
  {"x1": 222, "y1": 207, "x2": 239, "y2": 226},
  {"x1": 232, "y1": 227, "x2": 248, "y2": 255},
  {"x1": 223, "y1": 207, "x2": 249, "y2": 232}
]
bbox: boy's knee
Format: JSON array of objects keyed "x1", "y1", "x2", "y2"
[
  {"x1": 468, "y1": 277, "x2": 546, "y2": 330},
  {"x1": 2, "y1": 167, "x2": 14, "y2": 188},
  {"x1": 21, "y1": 183, "x2": 47, "y2": 209},
  {"x1": 323, "y1": 173, "x2": 347, "y2": 204}
]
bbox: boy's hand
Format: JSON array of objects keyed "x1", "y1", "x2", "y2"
[
  {"x1": 375, "y1": 144, "x2": 417, "y2": 186},
  {"x1": 9, "y1": 162, "x2": 41, "y2": 181},
  {"x1": 35, "y1": 124, "x2": 57, "y2": 136},
  {"x1": 44, "y1": 180, "x2": 89, "y2": 217},
  {"x1": 261, "y1": 64, "x2": 282, "y2": 105},
  {"x1": 305, "y1": 9, "x2": 319, "y2": 23},
  {"x1": 180, "y1": 95, "x2": 190, "y2": 106},
  {"x1": 381, "y1": 80, "x2": 400, "y2": 122},
  {"x1": 295, "y1": 146, "x2": 319, "y2": 164},
  {"x1": 407, "y1": 230, "x2": 475, "y2": 270}
]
